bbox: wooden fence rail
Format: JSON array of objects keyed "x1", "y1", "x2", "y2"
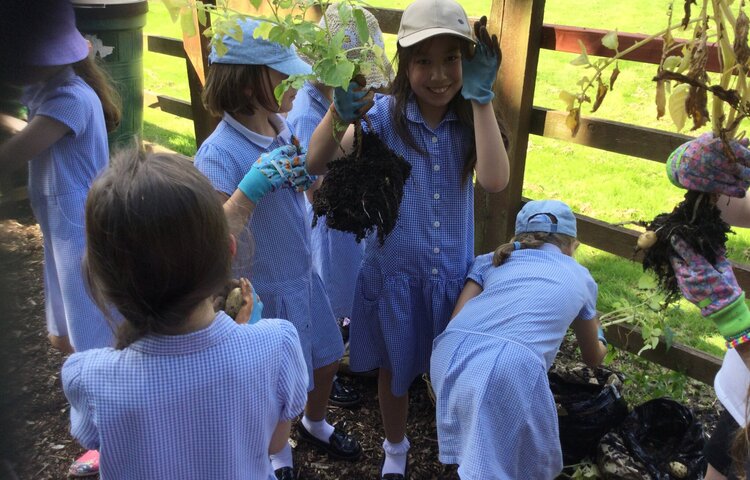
[{"x1": 146, "y1": 5, "x2": 729, "y2": 385}]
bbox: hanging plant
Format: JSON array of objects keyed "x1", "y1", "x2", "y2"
[{"x1": 560, "y1": 0, "x2": 750, "y2": 308}]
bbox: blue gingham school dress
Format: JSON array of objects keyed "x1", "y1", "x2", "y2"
[
  {"x1": 22, "y1": 66, "x2": 114, "y2": 351},
  {"x1": 349, "y1": 95, "x2": 475, "y2": 396},
  {"x1": 195, "y1": 113, "x2": 344, "y2": 389},
  {"x1": 430, "y1": 246, "x2": 599, "y2": 479},
  {"x1": 62, "y1": 314, "x2": 308, "y2": 480},
  {"x1": 287, "y1": 82, "x2": 366, "y2": 319}
]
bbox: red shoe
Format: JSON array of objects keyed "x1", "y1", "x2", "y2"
[{"x1": 68, "y1": 450, "x2": 99, "y2": 477}]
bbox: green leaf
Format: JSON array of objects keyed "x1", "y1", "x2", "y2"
[
  {"x1": 179, "y1": 9, "x2": 197, "y2": 37},
  {"x1": 663, "y1": 326, "x2": 675, "y2": 350},
  {"x1": 637, "y1": 273, "x2": 657, "y2": 290},
  {"x1": 601, "y1": 30, "x2": 619, "y2": 51},
  {"x1": 337, "y1": 2, "x2": 353, "y2": 30},
  {"x1": 647, "y1": 297, "x2": 662, "y2": 311},
  {"x1": 160, "y1": 0, "x2": 185, "y2": 22},
  {"x1": 353, "y1": 8, "x2": 369, "y2": 45},
  {"x1": 253, "y1": 21, "x2": 275, "y2": 41},
  {"x1": 318, "y1": 56, "x2": 355, "y2": 89},
  {"x1": 570, "y1": 40, "x2": 590, "y2": 66},
  {"x1": 248, "y1": 0, "x2": 263, "y2": 9},
  {"x1": 663, "y1": 55, "x2": 682, "y2": 71},
  {"x1": 213, "y1": 38, "x2": 228, "y2": 57},
  {"x1": 559, "y1": 90, "x2": 577, "y2": 110}
]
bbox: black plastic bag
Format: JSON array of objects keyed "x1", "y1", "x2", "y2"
[
  {"x1": 549, "y1": 365, "x2": 629, "y2": 464},
  {"x1": 597, "y1": 398, "x2": 707, "y2": 479}
]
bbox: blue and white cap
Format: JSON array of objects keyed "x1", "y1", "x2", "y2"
[
  {"x1": 208, "y1": 18, "x2": 312, "y2": 77},
  {"x1": 515, "y1": 200, "x2": 577, "y2": 237}
]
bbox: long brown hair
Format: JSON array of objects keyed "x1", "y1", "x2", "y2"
[
  {"x1": 72, "y1": 56, "x2": 121, "y2": 133},
  {"x1": 202, "y1": 63, "x2": 278, "y2": 117},
  {"x1": 84, "y1": 148, "x2": 232, "y2": 348},
  {"x1": 492, "y1": 232, "x2": 578, "y2": 266},
  {"x1": 389, "y1": 37, "x2": 510, "y2": 183}
]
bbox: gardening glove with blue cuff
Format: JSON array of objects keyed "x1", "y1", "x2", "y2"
[
  {"x1": 238, "y1": 143, "x2": 314, "y2": 202},
  {"x1": 461, "y1": 16, "x2": 501, "y2": 105},
  {"x1": 669, "y1": 235, "x2": 750, "y2": 348},
  {"x1": 332, "y1": 80, "x2": 372, "y2": 124},
  {"x1": 666, "y1": 133, "x2": 750, "y2": 198}
]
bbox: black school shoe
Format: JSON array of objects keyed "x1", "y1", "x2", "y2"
[
  {"x1": 274, "y1": 466, "x2": 294, "y2": 480},
  {"x1": 379, "y1": 453, "x2": 410, "y2": 480},
  {"x1": 329, "y1": 377, "x2": 362, "y2": 408},
  {"x1": 296, "y1": 421, "x2": 362, "y2": 460}
]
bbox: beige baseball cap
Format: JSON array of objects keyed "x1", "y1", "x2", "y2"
[{"x1": 397, "y1": 0, "x2": 475, "y2": 48}]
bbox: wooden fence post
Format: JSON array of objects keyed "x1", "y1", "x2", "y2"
[
  {"x1": 474, "y1": 0, "x2": 546, "y2": 253},
  {"x1": 186, "y1": 1, "x2": 218, "y2": 148}
]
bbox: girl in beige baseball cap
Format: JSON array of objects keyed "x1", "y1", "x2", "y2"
[{"x1": 305, "y1": 1, "x2": 509, "y2": 478}]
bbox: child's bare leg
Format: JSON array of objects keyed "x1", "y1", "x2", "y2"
[
  {"x1": 48, "y1": 334, "x2": 73, "y2": 354},
  {"x1": 378, "y1": 368, "x2": 410, "y2": 476},
  {"x1": 378, "y1": 368, "x2": 408, "y2": 441},
  {"x1": 305, "y1": 361, "x2": 338, "y2": 420}
]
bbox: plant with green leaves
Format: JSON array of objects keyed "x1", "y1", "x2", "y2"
[
  {"x1": 561, "y1": 0, "x2": 750, "y2": 354},
  {"x1": 161, "y1": 0, "x2": 390, "y2": 101}
]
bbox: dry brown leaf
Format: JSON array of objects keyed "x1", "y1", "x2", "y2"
[
  {"x1": 655, "y1": 80, "x2": 667, "y2": 118},
  {"x1": 566, "y1": 107, "x2": 581, "y2": 137},
  {"x1": 592, "y1": 79, "x2": 608, "y2": 112},
  {"x1": 609, "y1": 65, "x2": 621, "y2": 90}
]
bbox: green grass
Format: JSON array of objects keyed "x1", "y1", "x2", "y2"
[{"x1": 141, "y1": 0, "x2": 745, "y2": 357}]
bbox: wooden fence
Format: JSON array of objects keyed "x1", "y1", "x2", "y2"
[{"x1": 146, "y1": 0, "x2": 731, "y2": 385}]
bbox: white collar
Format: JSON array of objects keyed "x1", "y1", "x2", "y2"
[{"x1": 222, "y1": 112, "x2": 292, "y2": 149}]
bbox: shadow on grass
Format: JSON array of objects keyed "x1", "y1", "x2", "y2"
[{"x1": 143, "y1": 121, "x2": 197, "y2": 157}]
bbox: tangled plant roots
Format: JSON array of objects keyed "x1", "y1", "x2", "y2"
[
  {"x1": 640, "y1": 191, "x2": 732, "y2": 304},
  {"x1": 312, "y1": 131, "x2": 412, "y2": 245}
]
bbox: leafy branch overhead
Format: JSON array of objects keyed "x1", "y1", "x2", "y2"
[
  {"x1": 161, "y1": 0, "x2": 390, "y2": 101},
  {"x1": 561, "y1": 0, "x2": 750, "y2": 143}
]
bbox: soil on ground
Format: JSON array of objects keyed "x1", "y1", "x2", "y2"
[{"x1": 0, "y1": 201, "x2": 722, "y2": 480}]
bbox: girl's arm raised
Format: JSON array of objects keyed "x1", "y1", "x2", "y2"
[
  {"x1": 718, "y1": 195, "x2": 750, "y2": 228},
  {"x1": 306, "y1": 107, "x2": 356, "y2": 175},
  {"x1": 472, "y1": 102, "x2": 509, "y2": 193},
  {"x1": 571, "y1": 317, "x2": 608, "y2": 368},
  {"x1": 0, "y1": 114, "x2": 70, "y2": 173},
  {"x1": 306, "y1": 81, "x2": 373, "y2": 175}
]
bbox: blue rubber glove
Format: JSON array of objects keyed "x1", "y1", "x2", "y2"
[
  {"x1": 333, "y1": 81, "x2": 371, "y2": 124},
  {"x1": 461, "y1": 16, "x2": 501, "y2": 105},
  {"x1": 248, "y1": 283, "x2": 263, "y2": 325}
]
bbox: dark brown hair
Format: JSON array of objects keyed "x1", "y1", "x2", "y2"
[
  {"x1": 389, "y1": 37, "x2": 510, "y2": 183},
  {"x1": 84, "y1": 148, "x2": 232, "y2": 348},
  {"x1": 72, "y1": 56, "x2": 121, "y2": 133},
  {"x1": 492, "y1": 232, "x2": 578, "y2": 266},
  {"x1": 202, "y1": 63, "x2": 278, "y2": 117}
]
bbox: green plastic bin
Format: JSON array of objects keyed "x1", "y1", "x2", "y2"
[{"x1": 73, "y1": 0, "x2": 148, "y2": 149}]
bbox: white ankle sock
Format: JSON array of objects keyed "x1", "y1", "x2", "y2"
[
  {"x1": 269, "y1": 442, "x2": 293, "y2": 470},
  {"x1": 382, "y1": 437, "x2": 410, "y2": 476},
  {"x1": 302, "y1": 416, "x2": 335, "y2": 443}
]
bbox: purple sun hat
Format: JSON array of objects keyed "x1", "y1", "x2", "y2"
[{"x1": 26, "y1": 1, "x2": 89, "y2": 66}]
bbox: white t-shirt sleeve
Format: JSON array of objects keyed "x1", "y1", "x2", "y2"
[{"x1": 715, "y1": 348, "x2": 750, "y2": 426}]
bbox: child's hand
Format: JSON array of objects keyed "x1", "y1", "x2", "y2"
[
  {"x1": 235, "y1": 278, "x2": 263, "y2": 325},
  {"x1": 666, "y1": 133, "x2": 750, "y2": 198},
  {"x1": 237, "y1": 144, "x2": 301, "y2": 203},
  {"x1": 461, "y1": 16, "x2": 501, "y2": 105},
  {"x1": 332, "y1": 79, "x2": 374, "y2": 124}
]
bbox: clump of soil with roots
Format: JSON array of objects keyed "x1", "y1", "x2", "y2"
[
  {"x1": 311, "y1": 129, "x2": 412, "y2": 245},
  {"x1": 637, "y1": 191, "x2": 732, "y2": 305}
]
